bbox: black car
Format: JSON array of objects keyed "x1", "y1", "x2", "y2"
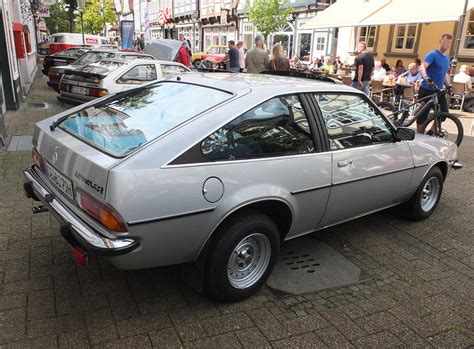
[{"x1": 42, "y1": 47, "x2": 90, "y2": 76}]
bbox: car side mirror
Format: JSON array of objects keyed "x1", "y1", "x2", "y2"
[{"x1": 395, "y1": 127, "x2": 415, "y2": 141}]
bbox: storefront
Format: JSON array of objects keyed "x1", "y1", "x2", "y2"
[
  {"x1": 202, "y1": 25, "x2": 236, "y2": 50},
  {"x1": 176, "y1": 23, "x2": 199, "y2": 52},
  {"x1": 268, "y1": 23, "x2": 295, "y2": 58}
]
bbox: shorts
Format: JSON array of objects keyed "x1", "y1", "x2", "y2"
[{"x1": 416, "y1": 86, "x2": 449, "y2": 125}]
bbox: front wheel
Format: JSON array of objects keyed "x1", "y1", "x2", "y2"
[
  {"x1": 420, "y1": 112, "x2": 464, "y2": 147},
  {"x1": 193, "y1": 59, "x2": 202, "y2": 68},
  {"x1": 205, "y1": 212, "x2": 279, "y2": 302},
  {"x1": 400, "y1": 166, "x2": 444, "y2": 220}
]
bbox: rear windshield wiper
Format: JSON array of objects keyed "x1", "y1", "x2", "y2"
[{"x1": 49, "y1": 85, "x2": 154, "y2": 131}]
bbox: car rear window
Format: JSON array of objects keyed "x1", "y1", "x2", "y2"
[
  {"x1": 78, "y1": 60, "x2": 124, "y2": 75},
  {"x1": 60, "y1": 83, "x2": 232, "y2": 156},
  {"x1": 74, "y1": 52, "x2": 115, "y2": 66}
]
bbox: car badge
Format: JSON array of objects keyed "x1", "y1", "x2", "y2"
[{"x1": 52, "y1": 145, "x2": 59, "y2": 164}]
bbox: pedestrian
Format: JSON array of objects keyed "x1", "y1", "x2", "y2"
[
  {"x1": 136, "y1": 33, "x2": 145, "y2": 52},
  {"x1": 244, "y1": 35, "x2": 270, "y2": 74},
  {"x1": 236, "y1": 40, "x2": 245, "y2": 72},
  {"x1": 178, "y1": 33, "x2": 192, "y2": 55},
  {"x1": 177, "y1": 42, "x2": 191, "y2": 67},
  {"x1": 351, "y1": 41, "x2": 374, "y2": 96},
  {"x1": 269, "y1": 43, "x2": 290, "y2": 71},
  {"x1": 372, "y1": 61, "x2": 386, "y2": 80},
  {"x1": 223, "y1": 40, "x2": 240, "y2": 73},
  {"x1": 453, "y1": 65, "x2": 472, "y2": 92},
  {"x1": 417, "y1": 33, "x2": 453, "y2": 133}
]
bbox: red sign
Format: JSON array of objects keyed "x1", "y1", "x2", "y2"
[
  {"x1": 157, "y1": 8, "x2": 171, "y2": 25},
  {"x1": 85, "y1": 37, "x2": 99, "y2": 44}
]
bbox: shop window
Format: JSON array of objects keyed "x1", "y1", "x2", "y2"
[
  {"x1": 23, "y1": 32, "x2": 32, "y2": 53},
  {"x1": 460, "y1": 8, "x2": 474, "y2": 52}
]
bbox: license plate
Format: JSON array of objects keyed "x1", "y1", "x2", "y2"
[
  {"x1": 45, "y1": 162, "x2": 74, "y2": 200},
  {"x1": 71, "y1": 86, "x2": 88, "y2": 95}
]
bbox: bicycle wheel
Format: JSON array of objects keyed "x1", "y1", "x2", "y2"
[
  {"x1": 420, "y1": 112, "x2": 464, "y2": 147},
  {"x1": 376, "y1": 101, "x2": 397, "y2": 122}
]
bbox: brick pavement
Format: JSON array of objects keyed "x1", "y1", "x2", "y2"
[{"x1": 0, "y1": 73, "x2": 472, "y2": 348}]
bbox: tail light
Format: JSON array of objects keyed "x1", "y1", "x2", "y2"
[
  {"x1": 59, "y1": 83, "x2": 67, "y2": 91},
  {"x1": 32, "y1": 147, "x2": 45, "y2": 172},
  {"x1": 75, "y1": 187, "x2": 127, "y2": 232},
  {"x1": 89, "y1": 88, "x2": 108, "y2": 97}
]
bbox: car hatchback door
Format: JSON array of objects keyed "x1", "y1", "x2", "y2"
[{"x1": 313, "y1": 93, "x2": 415, "y2": 228}]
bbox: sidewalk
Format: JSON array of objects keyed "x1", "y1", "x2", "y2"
[{"x1": 0, "y1": 72, "x2": 473, "y2": 348}]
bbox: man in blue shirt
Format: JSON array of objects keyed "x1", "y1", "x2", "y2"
[{"x1": 417, "y1": 33, "x2": 453, "y2": 133}]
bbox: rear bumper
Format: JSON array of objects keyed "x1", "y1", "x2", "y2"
[
  {"x1": 23, "y1": 165, "x2": 139, "y2": 256},
  {"x1": 57, "y1": 93, "x2": 95, "y2": 105}
]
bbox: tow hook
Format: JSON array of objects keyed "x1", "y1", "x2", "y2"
[
  {"x1": 451, "y1": 161, "x2": 463, "y2": 170},
  {"x1": 32, "y1": 205, "x2": 49, "y2": 214}
]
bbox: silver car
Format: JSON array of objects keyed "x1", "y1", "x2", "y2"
[
  {"x1": 57, "y1": 58, "x2": 190, "y2": 105},
  {"x1": 23, "y1": 73, "x2": 461, "y2": 302}
]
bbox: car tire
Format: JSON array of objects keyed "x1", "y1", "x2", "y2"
[
  {"x1": 193, "y1": 59, "x2": 202, "y2": 68},
  {"x1": 401, "y1": 166, "x2": 444, "y2": 221},
  {"x1": 205, "y1": 211, "x2": 279, "y2": 302}
]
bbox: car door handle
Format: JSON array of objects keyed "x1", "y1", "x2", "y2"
[{"x1": 337, "y1": 159, "x2": 353, "y2": 167}]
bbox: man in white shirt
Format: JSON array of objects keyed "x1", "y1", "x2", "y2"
[
  {"x1": 372, "y1": 61, "x2": 386, "y2": 80},
  {"x1": 453, "y1": 65, "x2": 472, "y2": 91},
  {"x1": 236, "y1": 41, "x2": 245, "y2": 72}
]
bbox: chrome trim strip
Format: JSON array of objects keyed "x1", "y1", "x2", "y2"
[
  {"x1": 333, "y1": 166, "x2": 414, "y2": 186},
  {"x1": 24, "y1": 169, "x2": 136, "y2": 251},
  {"x1": 291, "y1": 184, "x2": 331, "y2": 195},
  {"x1": 127, "y1": 207, "x2": 216, "y2": 226},
  {"x1": 414, "y1": 163, "x2": 430, "y2": 168}
]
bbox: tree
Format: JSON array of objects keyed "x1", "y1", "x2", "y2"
[
  {"x1": 45, "y1": 1, "x2": 70, "y2": 33},
  {"x1": 246, "y1": 0, "x2": 293, "y2": 40},
  {"x1": 81, "y1": 0, "x2": 116, "y2": 35},
  {"x1": 65, "y1": 0, "x2": 77, "y2": 32}
]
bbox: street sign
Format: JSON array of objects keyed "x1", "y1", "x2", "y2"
[
  {"x1": 37, "y1": 6, "x2": 50, "y2": 17},
  {"x1": 38, "y1": 20, "x2": 47, "y2": 31},
  {"x1": 77, "y1": 0, "x2": 86, "y2": 11}
]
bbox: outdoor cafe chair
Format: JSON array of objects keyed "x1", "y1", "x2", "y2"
[{"x1": 450, "y1": 82, "x2": 469, "y2": 111}]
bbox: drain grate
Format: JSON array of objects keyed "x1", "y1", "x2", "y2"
[
  {"x1": 21, "y1": 102, "x2": 49, "y2": 110},
  {"x1": 266, "y1": 238, "x2": 361, "y2": 295},
  {"x1": 7, "y1": 135, "x2": 33, "y2": 151}
]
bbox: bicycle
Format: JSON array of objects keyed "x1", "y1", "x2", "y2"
[{"x1": 377, "y1": 80, "x2": 464, "y2": 147}]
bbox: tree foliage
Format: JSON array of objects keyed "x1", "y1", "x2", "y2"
[
  {"x1": 45, "y1": 0, "x2": 77, "y2": 33},
  {"x1": 246, "y1": 0, "x2": 293, "y2": 40},
  {"x1": 80, "y1": 0, "x2": 116, "y2": 35}
]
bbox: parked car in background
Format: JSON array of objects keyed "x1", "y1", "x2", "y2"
[
  {"x1": 58, "y1": 58, "x2": 189, "y2": 104},
  {"x1": 38, "y1": 42, "x2": 50, "y2": 57},
  {"x1": 42, "y1": 47, "x2": 90, "y2": 76},
  {"x1": 48, "y1": 49, "x2": 154, "y2": 92},
  {"x1": 191, "y1": 45, "x2": 227, "y2": 67},
  {"x1": 49, "y1": 33, "x2": 108, "y2": 54},
  {"x1": 24, "y1": 73, "x2": 461, "y2": 302}
]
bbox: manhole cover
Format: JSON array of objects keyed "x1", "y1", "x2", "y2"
[
  {"x1": 21, "y1": 102, "x2": 49, "y2": 110},
  {"x1": 7, "y1": 135, "x2": 33, "y2": 151},
  {"x1": 266, "y1": 238, "x2": 361, "y2": 295}
]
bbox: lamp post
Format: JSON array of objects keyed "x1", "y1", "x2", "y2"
[{"x1": 77, "y1": 0, "x2": 86, "y2": 44}]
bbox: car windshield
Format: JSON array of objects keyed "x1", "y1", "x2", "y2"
[
  {"x1": 73, "y1": 51, "x2": 115, "y2": 66},
  {"x1": 60, "y1": 82, "x2": 232, "y2": 156}
]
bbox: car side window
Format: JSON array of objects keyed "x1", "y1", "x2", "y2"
[
  {"x1": 201, "y1": 95, "x2": 315, "y2": 161},
  {"x1": 161, "y1": 64, "x2": 188, "y2": 77},
  {"x1": 315, "y1": 94, "x2": 394, "y2": 150},
  {"x1": 116, "y1": 64, "x2": 157, "y2": 84}
]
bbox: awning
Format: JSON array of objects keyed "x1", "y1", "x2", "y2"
[
  {"x1": 359, "y1": 0, "x2": 474, "y2": 26},
  {"x1": 301, "y1": 0, "x2": 392, "y2": 29}
]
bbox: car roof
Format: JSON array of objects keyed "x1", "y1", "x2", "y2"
[{"x1": 171, "y1": 73, "x2": 361, "y2": 96}]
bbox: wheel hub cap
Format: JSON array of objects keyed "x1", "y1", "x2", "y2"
[
  {"x1": 420, "y1": 177, "x2": 440, "y2": 212},
  {"x1": 227, "y1": 233, "x2": 271, "y2": 289}
]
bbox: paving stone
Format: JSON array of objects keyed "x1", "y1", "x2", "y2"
[
  {"x1": 27, "y1": 314, "x2": 86, "y2": 338},
  {"x1": 27, "y1": 289, "x2": 55, "y2": 320},
  {"x1": 115, "y1": 312, "x2": 171, "y2": 338},
  {"x1": 389, "y1": 325, "x2": 429, "y2": 347},
  {"x1": 5, "y1": 335, "x2": 58, "y2": 348},
  {"x1": 282, "y1": 313, "x2": 330, "y2": 335},
  {"x1": 56, "y1": 294, "x2": 109, "y2": 317},
  {"x1": 427, "y1": 329, "x2": 474, "y2": 348},
  {"x1": 246, "y1": 309, "x2": 290, "y2": 341},
  {"x1": 319, "y1": 309, "x2": 367, "y2": 340},
  {"x1": 201, "y1": 312, "x2": 254, "y2": 336},
  {"x1": 186, "y1": 333, "x2": 242, "y2": 349},
  {"x1": 235, "y1": 328, "x2": 270, "y2": 348},
  {"x1": 3, "y1": 277, "x2": 53, "y2": 295},
  {"x1": 272, "y1": 332, "x2": 327, "y2": 348},
  {"x1": 175, "y1": 322, "x2": 208, "y2": 342},
  {"x1": 58, "y1": 330, "x2": 90, "y2": 349},
  {"x1": 85, "y1": 309, "x2": 118, "y2": 345},
  {"x1": 93, "y1": 334, "x2": 152, "y2": 349},
  {"x1": 0, "y1": 294, "x2": 26, "y2": 311},
  {"x1": 0, "y1": 323, "x2": 26, "y2": 344},
  {"x1": 149, "y1": 327, "x2": 183, "y2": 348},
  {"x1": 315, "y1": 326, "x2": 354, "y2": 348},
  {"x1": 354, "y1": 312, "x2": 401, "y2": 334},
  {"x1": 353, "y1": 331, "x2": 404, "y2": 348}
]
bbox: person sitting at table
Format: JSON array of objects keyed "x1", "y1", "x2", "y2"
[
  {"x1": 290, "y1": 55, "x2": 300, "y2": 69},
  {"x1": 372, "y1": 61, "x2": 386, "y2": 80},
  {"x1": 395, "y1": 59, "x2": 405, "y2": 76},
  {"x1": 319, "y1": 56, "x2": 334, "y2": 73},
  {"x1": 415, "y1": 58, "x2": 421, "y2": 68},
  {"x1": 309, "y1": 57, "x2": 321, "y2": 71},
  {"x1": 394, "y1": 62, "x2": 422, "y2": 102},
  {"x1": 381, "y1": 58, "x2": 391, "y2": 72},
  {"x1": 453, "y1": 65, "x2": 473, "y2": 91}
]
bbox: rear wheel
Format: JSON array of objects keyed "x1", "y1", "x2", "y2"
[
  {"x1": 205, "y1": 212, "x2": 279, "y2": 302},
  {"x1": 401, "y1": 166, "x2": 444, "y2": 220},
  {"x1": 377, "y1": 101, "x2": 397, "y2": 123},
  {"x1": 420, "y1": 112, "x2": 464, "y2": 147},
  {"x1": 193, "y1": 59, "x2": 202, "y2": 68}
]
